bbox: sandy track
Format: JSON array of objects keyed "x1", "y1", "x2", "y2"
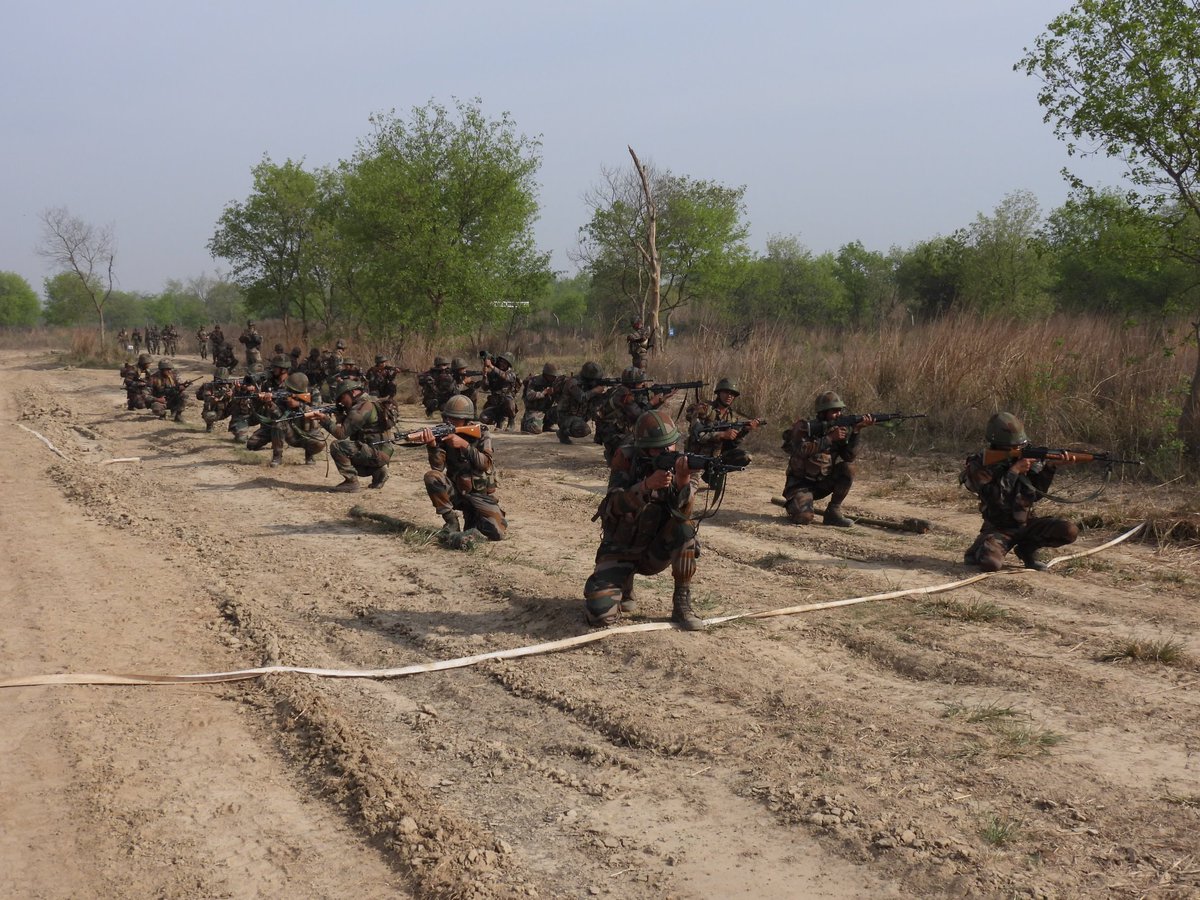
[{"x1": 1, "y1": 351, "x2": 1197, "y2": 898}]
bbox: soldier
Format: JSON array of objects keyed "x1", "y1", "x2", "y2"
[
  {"x1": 584, "y1": 410, "x2": 703, "y2": 630},
  {"x1": 131, "y1": 328, "x2": 142, "y2": 353},
  {"x1": 289, "y1": 346, "x2": 303, "y2": 371},
  {"x1": 685, "y1": 377, "x2": 762, "y2": 465},
  {"x1": 163, "y1": 323, "x2": 179, "y2": 356},
  {"x1": 213, "y1": 340, "x2": 238, "y2": 372},
  {"x1": 479, "y1": 352, "x2": 520, "y2": 431},
  {"x1": 246, "y1": 371, "x2": 326, "y2": 467},
  {"x1": 146, "y1": 325, "x2": 160, "y2": 355},
  {"x1": 196, "y1": 326, "x2": 210, "y2": 360},
  {"x1": 228, "y1": 363, "x2": 266, "y2": 442},
  {"x1": 120, "y1": 356, "x2": 151, "y2": 410},
  {"x1": 415, "y1": 394, "x2": 507, "y2": 543},
  {"x1": 418, "y1": 356, "x2": 450, "y2": 416},
  {"x1": 196, "y1": 366, "x2": 235, "y2": 433},
  {"x1": 449, "y1": 358, "x2": 481, "y2": 407},
  {"x1": 116, "y1": 327, "x2": 129, "y2": 349},
  {"x1": 238, "y1": 321, "x2": 263, "y2": 366},
  {"x1": 626, "y1": 317, "x2": 652, "y2": 366},
  {"x1": 209, "y1": 325, "x2": 225, "y2": 357},
  {"x1": 555, "y1": 361, "x2": 608, "y2": 444},
  {"x1": 365, "y1": 355, "x2": 395, "y2": 396},
  {"x1": 147, "y1": 359, "x2": 187, "y2": 421},
  {"x1": 961, "y1": 412, "x2": 1079, "y2": 571},
  {"x1": 309, "y1": 379, "x2": 395, "y2": 492},
  {"x1": 782, "y1": 391, "x2": 875, "y2": 528},
  {"x1": 521, "y1": 363, "x2": 561, "y2": 434},
  {"x1": 597, "y1": 367, "x2": 676, "y2": 464},
  {"x1": 323, "y1": 357, "x2": 363, "y2": 403}
]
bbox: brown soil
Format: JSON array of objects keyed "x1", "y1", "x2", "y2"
[{"x1": 2, "y1": 350, "x2": 1198, "y2": 899}]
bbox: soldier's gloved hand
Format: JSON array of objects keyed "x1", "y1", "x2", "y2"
[{"x1": 643, "y1": 468, "x2": 673, "y2": 491}]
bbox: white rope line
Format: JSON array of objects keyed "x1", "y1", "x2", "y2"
[
  {"x1": 0, "y1": 524, "x2": 1145, "y2": 689},
  {"x1": 16, "y1": 423, "x2": 67, "y2": 458}
]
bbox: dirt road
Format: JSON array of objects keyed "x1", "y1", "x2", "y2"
[{"x1": 2, "y1": 351, "x2": 1197, "y2": 899}]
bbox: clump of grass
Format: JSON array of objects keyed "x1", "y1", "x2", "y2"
[
  {"x1": 942, "y1": 701, "x2": 1020, "y2": 723},
  {"x1": 980, "y1": 814, "x2": 1023, "y2": 847},
  {"x1": 755, "y1": 551, "x2": 793, "y2": 570},
  {"x1": 924, "y1": 598, "x2": 1011, "y2": 623},
  {"x1": 992, "y1": 722, "x2": 1065, "y2": 757},
  {"x1": 946, "y1": 703, "x2": 1065, "y2": 758},
  {"x1": 1097, "y1": 637, "x2": 1187, "y2": 665}
]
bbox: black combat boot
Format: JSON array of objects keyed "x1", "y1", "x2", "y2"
[
  {"x1": 1016, "y1": 546, "x2": 1048, "y2": 571},
  {"x1": 671, "y1": 584, "x2": 705, "y2": 631},
  {"x1": 269, "y1": 452, "x2": 284, "y2": 468},
  {"x1": 823, "y1": 505, "x2": 854, "y2": 528},
  {"x1": 369, "y1": 468, "x2": 389, "y2": 489},
  {"x1": 331, "y1": 475, "x2": 361, "y2": 493},
  {"x1": 558, "y1": 430, "x2": 572, "y2": 444},
  {"x1": 440, "y1": 511, "x2": 462, "y2": 534}
]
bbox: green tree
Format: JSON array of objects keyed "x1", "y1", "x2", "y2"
[
  {"x1": 960, "y1": 190, "x2": 1054, "y2": 315},
  {"x1": 834, "y1": 241, "x2": 899, "y2": 326},
  {"x1": 729, "y1": 237, "x2": 848, "y2": 325},
  {"x1": 208, "y1": 157, "x2": 325, "y2": 335},
  {"x1": 42, "y1": 271, "x2": 97, "y2": 325},
  {"x1": 1018, "y1": 0, "x2": 1200, "y2": 456},
  {"x1": 37, "y1": 206, "x2": 116, "y2": 342},
  {"x1": 0, "y1": 272, "x2": 40, "y2": 327},
  {"x1": 339, "y1": 98, "x2": 551, "y2": 343},
  {"x1": 895, "y1": 234, "x2": 967, "y2": 319}
]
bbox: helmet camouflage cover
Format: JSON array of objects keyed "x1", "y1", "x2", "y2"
[
  {"x1": 715, "y1": 377, "x2": 740, "y2": 396},
  {"x1": 450, "y1": 357, "x2": 467, "y2": 370},
  {"x1": 433, "y1": 356, "x2": 448, "y2": 368},
  {"x1": 137, "y1": 353, "x2": 152, "y2": 365},
  {"x1": 284, "y1": 371, "x2": 310, "y2": 393},
  {"x1": 270, "y1": 354, "x2": 291, "y2": 369},
  {"x1": 158, "y1": 359, "x2": 173, "y2": 371},
  {"x1": 580, "y1": 361, "x2": 603, "y2": 381},
  {"x1": 332, "y1": 379, "x2": 363, "y2": 399},
  {"x1": 986, "y1": 412, "x2": 1028, "y2": 449},
  {"x1": 815, "y1": 390, "x2": 845, "y2": 413},
  {"x1": 442, "y1": 394, "x2": 475, "y2": 419},
  {"x1": 542, "y1": 362, "x2": 558, "y2": 379},
  {"x1": 632, "y1": 410, "x2": 680, "y2": 449},
  {"x1": 621, "y1": 366, "x2": 646, "y2": 386}
]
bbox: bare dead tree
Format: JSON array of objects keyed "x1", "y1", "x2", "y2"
[
  {"x1": 37, "y1": 206, "x2": 116, "y2": 344},
  {"x1": 627, "y1": 146, "x2": 662, "y2": 353}
]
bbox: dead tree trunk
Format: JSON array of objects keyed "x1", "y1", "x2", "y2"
[{"x1": 628, "y1": 146, "x2": 661, "y2": 356}]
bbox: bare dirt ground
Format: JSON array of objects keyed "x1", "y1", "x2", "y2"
[{"x1": 2, "y1": 349, "x2": 1198, "y2": 900}]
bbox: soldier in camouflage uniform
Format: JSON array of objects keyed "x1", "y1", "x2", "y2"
[
  {"x1": 450, "y1": 358, "x2": 482, "y2": 407},
  {"x1": 238, "y1": 321, "x2": 263, "y2": 367},
  {"x1": 246, "y1": 371, "x2": 326, "y2": 467},
  {"x1": 146, "y1": 325, "x2": 161, "y2": 355},
  {"x1": 418, "y1": 356, "x2": 450, "y2": 416},
  {"x1": 555, "y1": 361, "x2": 608, "y2": 444},
  {"x1": 414, "y1": 394, "x2": 507, "y2": 543},
  {"x1": 626, "y1": 317, "x2": 651, "y2": 367},
  {"x1": 310, "y1": 379, "x2": 395, "y2": 492},
  {"x1": 208, "y1": 325, "x2": 225, "y2": 357},
  {"x1": 213, "y1": 340, "x2": 237, "y2": 372},
  {"x1": 227, "y1": 363, "x2": 266, "y2": 442},
  {"x1": 479, "y1": 353, "x2": 520, "y2": 431},
  {"x1": 147, "y1": 359, "x2": 187, "y2": 421},
  {"x1": 584, "y1": 410, "x2": 703, "y2": 630},
  {"x1": 131, "y1": 328, "x2": 142, "y2": 353},
  {"x1": 365, "y1": 355, "x2": 395, "y2": 396},
  {"x1": 961, "y1": 412, "x2": 1079, "y2": 572},
  {"x1": 196, "y1": 366, "x2": 236, "y2": 433},
  {"x1": 597, "y1": 367, "x2": 677, "y2": 465},
  {"x1": 782, "y1": 391, "x2": 875, "y2": 528},
  {"x1": 122, "y1": 354, "x2": 153, "y2": 410},
  {"x1": 520, "y1": 363, "x2": 561, "y2": 434},
  {"x1": 685, "y1": 377, "x2": 762, "y2": 466}
]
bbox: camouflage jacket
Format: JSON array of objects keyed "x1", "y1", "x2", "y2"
[
  {"x1": 685, "y1": 400, "x2": 747, "y2": 455},
  {"x1": 962, "y1": 453, "x2": 1057, "y2": 531},
  {"x1": 484, "y1": 368, "x2": 520, "y2": 397},
  {"x1": 522, "y1": 374, "x2": 559, "y2": 413},
  {"x1": 557, "y1": 377, "x2": 605, "y2": 420},
  {"x1": 427, "y1": 424, "x2": 497, "y2": 495},
  {"x1": 785, "y1": 419, "x2": 860, "y2": 480},
  {"x1": 595, "y1": 445, "x2": 697, "y2": 554}
]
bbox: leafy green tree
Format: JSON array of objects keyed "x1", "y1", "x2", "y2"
[
  {"x1": 0, "y1": 272, "x2": 40, "y2": 327},
  {"x1": 37, "y1": 207, "x2": 116, "y2": 342},
  {"x1": 1019, "y1": 0, "x2": 1200, "y2": 456},
  {"x1": 728, "y1": 237, "x2": 848, "y2": 325},
  {"x1": 834, "y1": 241, "x2": 899, "y2": 326},
  {"x1": 895, "y1": 234, "x2": 967, "y2": 319},
  {"x1": 42, "y1": 271, "x2": 97, "y2": 325},
  {"x1": 339, "y1": 98, "x2": 551, "y2": 342},
  {"x1": 959, "y1": 190, "x2": 1054, "y2": 315},
  {"x1": 209, "y1": 158, "x2": 325, "y2": 335},
  {"x1": 185, "y1": 274, "x2": 244, "y2": 325}
]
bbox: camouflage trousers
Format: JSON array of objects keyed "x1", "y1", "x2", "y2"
[
  {"x1": 151, "y1": 393, "x2": 186, "y2": 420},
  {"x1": 556, "y1": 414, "x2": 593, "y2": 440},
  {"x1": 201, "y1": 398, "x2": 230, "y2": 431},
  {"x1": 480, "y1": 394, "x2": 517, "y2": 429},
  {"x1": 246, "y1": 421, "x2": 326, "y2": 460},
  {"x1": 423, "y1": 470, "x2": 507, "y2": 541},
  {"x1": 782, "y1": 462, "x2": 854, "y2": 524},
  {"x1": 126, "y1": 389, "x2": 150, "y2": 410},
  {"x1": 520, "y1": 409, "x2": 547, "y2": 434},
  {"x1": 583, "y1": 507, "x2": 697, "y2": 622},
  {"x1": 330, "y1": 437, "x2": 394, "y2": 478},
  {"x1": 965, "y1": 517, "x2": 1079, "y2": 572}
]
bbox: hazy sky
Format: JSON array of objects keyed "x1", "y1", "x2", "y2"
[{"x1": 2, "y1": 0, "x2": 1128, "y2": 296}]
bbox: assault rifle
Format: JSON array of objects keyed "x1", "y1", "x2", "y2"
[
  {"x1": 278, "y1": 403, "x2": 338, "y2": 422},
  {"x1": 804, "y1": 411, "x2": 925, "y2": 438},
  {"x1": 630, "y1": 380, "x2": 706, "y2": 396},
  {"x1": 638, "y1": 449, "x2": 750, "y2": 488},
  {"x1": 695, "y1": 419, "x2": 766, "y2": 435},
  {"x1": 594, "y1": 376, "x2": 624, "y2": 387},
  {"x1": 161, "y1": 378, "x2": 198, "y2": 396},
  {"x1": 981, "y1": 446, "x2": 1143, "y2": 467},
  {"x1": 373, "y1": 422, "x2": 484, "y2": 445}
]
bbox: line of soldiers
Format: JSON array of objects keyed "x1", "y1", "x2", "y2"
[
  {"x1": 117, "y1": 338, "x2": 1082, "y2": 634},
  {"x1": 116, "y1": 324, "x2": 180, "y2": 355}
]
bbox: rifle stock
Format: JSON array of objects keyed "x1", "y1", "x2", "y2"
[{"x1": 981, "y1": 446, "x2": 1143, "y2": 467}]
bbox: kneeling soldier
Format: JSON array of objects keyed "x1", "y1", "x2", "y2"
[
  {"x1": 309, "y1": 380, "x2": 395, "y2": 492},
  {"x1": 584, "y1": 410, "x2": 703, "y2": 631},
  {"x1": 148, "y1": 359, "x2": 187, "y2": 421},
  {"x1": 782, "y1": 391, "x2": 874, "y2": 528},
  {"x1": 246, "y1": 371, "x2": 326, "y2": 467},
  {"x1": 961, "y1": 412, "x2": 1079, "y2": 571}
]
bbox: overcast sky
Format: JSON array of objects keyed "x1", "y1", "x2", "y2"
[{"x1": 2, "y1": 0, "x2": 1128, "y2": 296}]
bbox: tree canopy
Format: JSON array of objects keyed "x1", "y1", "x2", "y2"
[{"x1": 0, "y1": 272, "x2": 40, "y2": 327}]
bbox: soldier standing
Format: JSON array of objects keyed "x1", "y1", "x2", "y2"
[
  {"x1": 626, "y1": 317, "x2": 652, "y2": 366},
  {"x1": 584, "y1": 410, "x2": 703, "y2": 630},
  {"x1": 961, "y1": 413, "x2": 1079, "y2": 571},
  {"x1": 238, "y1": 321, "x2": 263, "y2": 366},
  {"x1": 479, "y1": 353, "x2": 520, "y2": 431},
  {"x1": 782, "y1": 391, "x2": 875, "y2": 528},
  {"x1": 685, "y1": 377, "x2": 762, "y2": 465},
  {"x1": 415, "y1": 394, "x2": 507, "y2": 543},
  {"x1": 131, "y1": 328, "x2": 142, "y2": 353},
  {"x1": 196, "y1": 326, "x2": 210, "y2": 359},
  {"x1": 209, "y1": 325, "x2": 225, "y2": 357},
  {"x1": 309, "y1": 379, "x2": 395, "y2": 492}
]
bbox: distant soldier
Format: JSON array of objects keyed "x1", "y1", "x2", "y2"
[
  {"x1": 584, "y1": 410, "x2": 703, "y2": 630},
  {"x1": 238, "y1": 321, "x2": 263, "y2": 366},
  {"x1": 555, "y1": 361, "x2": 608, "y2": 444},
  {"x1": 131, "y1": 328, "x2": 142, "y2": 353},
  {"x1": 208, "y1": 325, "x2": 225, "y2": 357},
  {"x1": 450, "y1": 357, "x2": 482, "y2": 407},
  {"x1": 309, "y1": 379, "x2": 396, "y2": 492},
  {"x1": 685, "y1": 377, "x2": 762, "y2": 466},
  {"x1": 521, "y1": 363, "x2": 561, "y2": 434},
  {"x1": 418, "y1": 356, "x2": 450, "y2": 416},
  {"x1": 146, "y1": 325, "x2": 160, "y2": 355},
  {"x1": 415, "y1": 394, "x2": 506, "y2": 543},
  {"x1": 781, "y1": 391, "x2": 875, "y2": 528},
  {"x1": 479, "y1": 352, "x2": 520, "y2": 431},
  {"x1": 246, "y1": 371, "x2": 326, "y2": 467},
  {"x1": 116, "y1": 327, "x2": 129, "y2": 349},
  {"x1": 147, "y1": 359, "x2": 187, "y2": 422},
  {"x1": 626, "y1": 317, "x2": 652, "y2": 366},
  {"x1": 163, "y1": 323, "x2": 179, "y2": 356},
  {"x1": 961, "y1": 412, "x2": 1079, "y2": 571},
  {"x1": 196, "y1": 326, "x2": 210, "y2": 360},
  {"x1": 365, "y1": 355, "x2": 395, "y2": 396},
  {"x1": 289, "y1": 346, "x2": 303, "y2": 371},
  {"x1": 597, "y1": 367, "x2": 676, "y2": 464}
]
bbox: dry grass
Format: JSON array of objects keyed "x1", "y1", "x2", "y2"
[{"x1": 1097, "y1": 636, "x2": 1188, "y2": 666}]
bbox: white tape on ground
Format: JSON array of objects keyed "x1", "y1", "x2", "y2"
[{"x1": 0, "y1": 524, "x2": 1144, "y2": 689}]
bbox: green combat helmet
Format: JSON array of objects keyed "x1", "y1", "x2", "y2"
[
  {"x1": 815, "y1": 391, "x2": 845, "y2": 413},
  {"x1": 442, "y1": 394, "x2": 475, "y2": 419},
  {"x1": 137, "y1": 353, "x2": 152, "y2": 366},
  {"x1": 632, "y1": 410, "x2": 681, "y2": 449},
  {"x1": 494, "y1": 352, "x2": 513, "y2": 368},
  {"x1": 332, "y1": 379, "x2": 362, "y2": 400},
  {"x1": 715, "y1": 377, "x2": 740, "y2": 396},
  {"x1": 248, "y1": 362, "x2": 265, "y2": 375},
  {"x1": 580, "y1": 361, "x2": 603, "y2": 381},
  {"x1": 270, "y1": 354, "x2": 290, "y2": 369},
  {"x1": 433, "y1": 356, "x2": 449, "y2": 368},
  {"x1": 621, "y1": 366, "x2": 647, "y2": 386},
  {"x1": 542, "y1": 363, "x2": 558, "y2": 379},
  {"x1": 158, "y1": 359, "x2": 173, "y2": 371},
  {"x1": 215, "y1": 367, "x2": 231, "y2": 379},
  {"x1": 285, "y1": 371, "x2": 310, "y2": 393},
  {"x1": 374, "y1": 354, "x2": 387, "y2": 365},
  {"x1": 450, "y1": 357, "x2": 467, "y2": 370},
  {"x1": 986, "y1": 412, "x2": 1027, "y2": 449}
]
